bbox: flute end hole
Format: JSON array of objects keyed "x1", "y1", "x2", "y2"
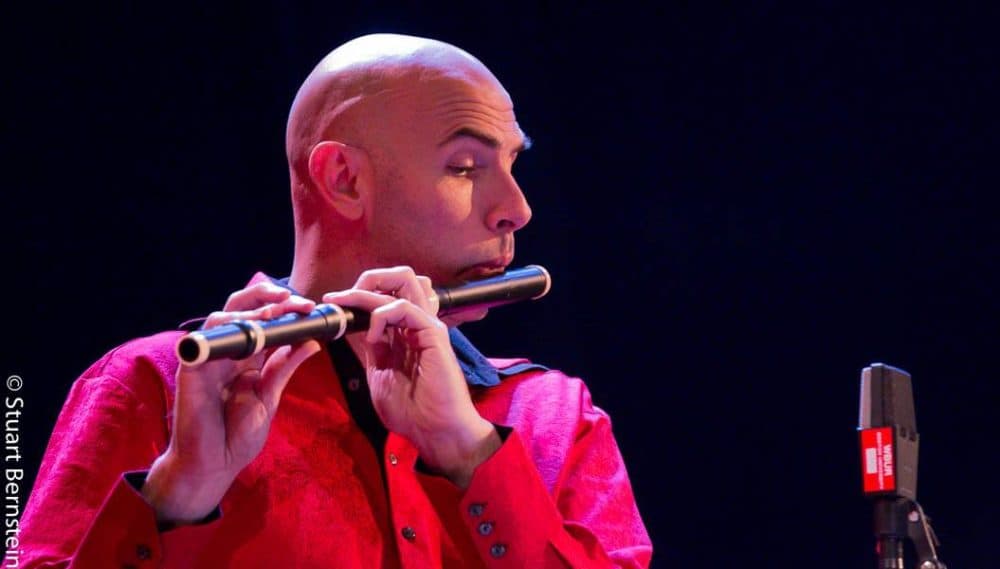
[{"x1": 177, "y1": 337, "x2": 200, "y2": 364}]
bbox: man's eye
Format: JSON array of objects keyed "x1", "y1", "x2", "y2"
[{"x1": 447, "y1": 165, "x2": 476, "y2": 176}]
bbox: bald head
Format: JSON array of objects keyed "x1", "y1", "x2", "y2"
[
  {"x1": 285, "y1": 34, "x2": 504, "y2": 185},
  {"x1": 286, "y1": 34, "x2": 531, "y2": 296}
]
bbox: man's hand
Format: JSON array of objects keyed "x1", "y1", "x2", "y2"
[
  {"x1": 324, "y1": 267, "x2": 501, "y2": 488},
  {"x1": 142, "y1": 282, "x2": 321, "y2": 524}
]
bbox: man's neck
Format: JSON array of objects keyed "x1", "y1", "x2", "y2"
[
  {"x1": 288, "y1": 255, "x2": 362, "y2": 302},
  {"x1": 288, "y1": 220, "x2": 371, "y2": 300}
]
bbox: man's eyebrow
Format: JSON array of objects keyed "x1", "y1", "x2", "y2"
[{"x1": 438, "y1": 127, "x2": 533, "y2": 153}]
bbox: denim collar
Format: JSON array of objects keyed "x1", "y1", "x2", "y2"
[{"x1": 447, "y1": 327, "x2": 501, "y2": 387}]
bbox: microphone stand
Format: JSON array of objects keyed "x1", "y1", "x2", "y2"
[
  {"x1": 907, "y1": 502, "x2": 946, "y2": 569},
  {"x1": 874, "y1": 498, "x2": 945, "y2": 569}
]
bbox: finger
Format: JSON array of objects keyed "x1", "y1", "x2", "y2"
[
  {"x1": 353, "y1": 266, "x2": 434, "y2": 313},
  {"x1": 223, "y1": 281, "x2": 292, "y2": 312},
  {"x1": 203, "y1": 295, "x2": 315, "y2": 330},
  {"x1": 257, "y1": 339, "x2": 322, "y2": 412},
  {"x1": 322, "y1": 289, "x2": 398, "y2": 311},
  {"x1": 269, "y1": 295, "x2": 317, "y2": 318},
  {"x1": 227, "y1": 369, "x2": 263, "y2": 398},
  {"x1": 203, "y1": 304, "x2": 277, "y2": 330},
  {"x1": 177, "y1": 347, "x2": 266, "y2": 394},
  {"x1": 417, "y1": 276, "x2": 439, "y2": 316},
  {"x1": 365, "y1": 298, "x2": 446, "y2": 345},
  {"x1": 439, "y1": 306, "x2": 489, "y2": 327}
]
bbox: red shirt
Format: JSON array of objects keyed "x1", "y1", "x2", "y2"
[{"x1": 18, "y1": 283, "x2": 652, "y2": 567}]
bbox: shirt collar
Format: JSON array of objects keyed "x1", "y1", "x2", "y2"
[{"x1": 447, "y1": 327, "x2": 501, "y2": 387}]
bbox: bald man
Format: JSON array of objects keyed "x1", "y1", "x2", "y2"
[{"x1": 18, "y1": 35, "x2": 652, "y2": 568}]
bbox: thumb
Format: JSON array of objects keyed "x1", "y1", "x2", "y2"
[{"x1": 257, "y1": 340, "x2": 322, "y2": 412}]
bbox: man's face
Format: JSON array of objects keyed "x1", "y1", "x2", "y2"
[{"x1": 362, "y1": 72, "x2": 532, "y2": 288}]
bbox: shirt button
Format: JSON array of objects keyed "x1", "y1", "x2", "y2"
[
  {"x1": 477, "y1": 521, "x2": 494, "y2": 536},
  {"x1": 401, "y1": 526, "x2": 417, "y2": 541},
  {"x1": 389, "y1": 453, "x2": 398, "y2": 466},
  {"x1": 135, "y1": 544, "x2": 152, "y2": 560},
  {"x1": 347, "y1": 377, "x2": 361, "y2": 391},
  {"x1": 468, "y1": 503, "x2": 485, "y2": 517},
  {"x1": 490, "y1": 543, "x2": 508, "y2": 558}
]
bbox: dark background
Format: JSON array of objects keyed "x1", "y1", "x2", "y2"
[{"x1": 6, "y1": 2, "x2": 999, "y2": 566}]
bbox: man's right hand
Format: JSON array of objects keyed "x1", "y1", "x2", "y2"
[{"x1": 141, "y1": 282, "x2": 321, "y2": 525}]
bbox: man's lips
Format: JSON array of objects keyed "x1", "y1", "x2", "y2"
[{"x1": 456, "y1": 256, "x2": 513, "y2": 281}]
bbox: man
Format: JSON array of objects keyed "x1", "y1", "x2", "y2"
[{"x1": 19, "y1": 34, "x2": 652, "y2": 567}]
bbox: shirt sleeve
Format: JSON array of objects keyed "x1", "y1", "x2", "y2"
[
  {"x1": 17, "y1": 353, "x2": 220, "y2": 568},
  {"x1": 421, "y1": 379, "x2": 653, "y2": 568}
]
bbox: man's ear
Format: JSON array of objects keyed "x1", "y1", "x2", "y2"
[{"x1": 307, "y1": 141, "x2": 369, "y2": 221}]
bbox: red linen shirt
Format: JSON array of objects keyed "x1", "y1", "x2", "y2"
[{"x1": 18, "y1": 292, "x2": 651, "y2": 567}]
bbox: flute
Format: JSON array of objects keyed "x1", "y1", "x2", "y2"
[{"x1": 175, "y1": 265, "x2": 551, "y2": 365}]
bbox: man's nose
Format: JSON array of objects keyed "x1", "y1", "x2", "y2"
[{"x1": 486, "y1": 172, "x2": 532, "y2": 233}]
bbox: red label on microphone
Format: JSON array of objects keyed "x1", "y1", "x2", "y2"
[{"x1": 860, "y1": 427, "x2": 896, "y2": 494}]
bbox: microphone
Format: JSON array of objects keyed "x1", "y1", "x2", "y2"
[
  {"x1": 176, "y1": 264, "x2": 551, "y2": 365},
  {"x1": 857, "y1": 363, "x2": 947, "y2": 569},
  {"x1": 858, "y1": 363, "x2": 919, "y2": 500}
]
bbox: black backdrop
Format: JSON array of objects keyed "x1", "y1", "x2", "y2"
[{"x1": 7, "y1": 2, "x2": 999, "y2": 566}]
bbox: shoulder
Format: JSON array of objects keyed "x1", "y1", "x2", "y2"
[
  {"x1": 478, "y1": 357, "x2": 609, "y2": 425},
  {"x1": 75, "y1": 330, "x2": 184, "y2": 397},
  {"x1": 488, "y1": 357, "x2": 594, "y2": 402}
]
